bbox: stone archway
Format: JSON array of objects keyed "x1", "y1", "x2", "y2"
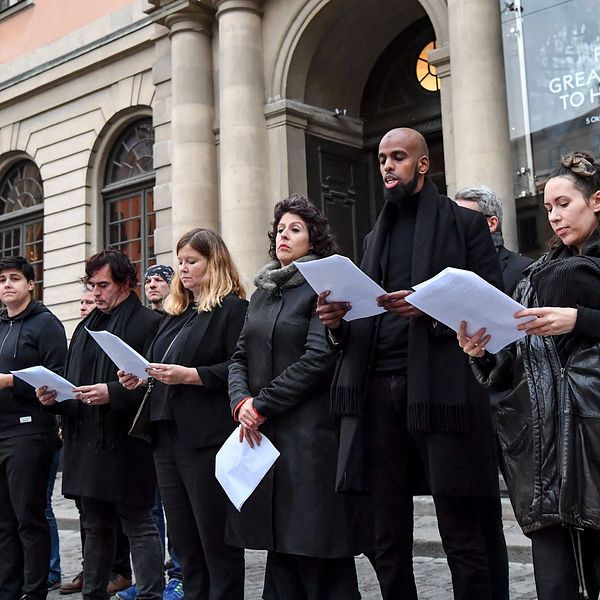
[{"x1": 266, "y1": 0, "x2": 449, "y2": 260}]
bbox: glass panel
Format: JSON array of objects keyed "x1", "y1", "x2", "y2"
[
  {"x1": 0, "y1": 160, "x2": 44, "y2": 216},
  {"x1": 416, "y1": 41, "x2": 439, "y2": 92},
  {"x1": 105, "y1": 119, "x2": 155, "y2": 185}
]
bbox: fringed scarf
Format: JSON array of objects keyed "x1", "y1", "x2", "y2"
[{"x1": 64, "y1": 293, "x2": 142, "y2": 450}]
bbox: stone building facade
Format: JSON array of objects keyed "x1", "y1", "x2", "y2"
[{"x1": 0, "y1": 0, "x2": 597, "y2": 335}]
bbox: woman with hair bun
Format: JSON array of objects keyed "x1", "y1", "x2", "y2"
[
  {"x1": 119, "y1": 229, "x2": 247, "y2": 600},
  {"x1": 458, "y1": 152, "x2": 600, "y2": 600},
  {"x1": 228, "y1": 195, "x2": 369, "y2": 600}
]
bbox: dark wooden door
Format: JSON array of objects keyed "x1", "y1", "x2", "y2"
[{"x1": 306, "y1": 135, "x2": 373, "y2": 263}]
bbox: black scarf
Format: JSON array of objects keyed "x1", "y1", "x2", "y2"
[
  {"x1": 64, "y1": 293, "x2": 142, "y2": 449},
  {"x1": 331, "y1": 178, "x2": 472, "y2": 432}
]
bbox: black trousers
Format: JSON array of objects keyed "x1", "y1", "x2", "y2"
[
  {"x1": 79, "y1": 496, "x2": 163, "y2": 600},
  {"x1": 262, "y1": 551, "x2": 360, "y2": 600},
  {"x1": 531, "y1": 525, "x2": 600, "y2": 600},
  {"x1": 365, "y1": 376, "x2": 505, "y2": 600},
  {"x1": 153, "y1": 423, "x2": 244, "y2": 600},
  {"x1": 0, "y1": 432, "x2": 55, "y2": 600},
  {"x1": 74, "y1": 496, "x2": 132, "y2": 578}
]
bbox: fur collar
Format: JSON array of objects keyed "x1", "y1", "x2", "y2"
[{"x1": 254, "y1": 254, "x2": 320, "y2": 294}]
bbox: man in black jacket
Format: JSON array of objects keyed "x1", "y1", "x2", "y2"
[
  {"x1": 317, "y1": 128, "x2": 505, "y2": 600},
  {"x1": 38, "y1": 250, "x2": 162, "y2": 600},
  {"x1": 0, "y1": 256, "x2": 67, "y2": 600},
  {"x1": 455, "y1": 185, "x2": 533, "y2": 296}
]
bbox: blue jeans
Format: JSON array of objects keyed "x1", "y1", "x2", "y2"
[{"x1": 45, "y1": 448, "x2": 61, "y2": 585}]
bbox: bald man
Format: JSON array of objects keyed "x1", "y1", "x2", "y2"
[{"x1": 318, "y1": 128, "x2": 506, "y2": 600}]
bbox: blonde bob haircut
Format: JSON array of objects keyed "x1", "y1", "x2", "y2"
[{"x1": 163, "y1": 228, "x2": 246, "y2": 315}]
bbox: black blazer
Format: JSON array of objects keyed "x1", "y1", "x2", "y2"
[
  {"x1": 147, "y1": 294, "x2": 248, "y2": 448},
  {"x1": 497, "y1": 245, "x2": 533, "y2": 296}
]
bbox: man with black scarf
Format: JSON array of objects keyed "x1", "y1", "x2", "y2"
[
  {"x1": 317, "y1": 128, "x2": 506, "y2": 600},
  {"x1": 38, "y1": 249, "x2": 162, "y2": 600}
]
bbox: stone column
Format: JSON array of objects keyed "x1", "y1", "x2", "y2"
[
  {"x1": 216, "y1": 0, "x2": 271, "y2": 285},
  {"x1": 428, "y1": 45, "x2": 455, "y2": 198},
  {"x1": 166, "y1": 5, "x2": 219, "y2": 249},
  {"x1": 448, "y1": 0, "x2": 518, "y2": 250}
]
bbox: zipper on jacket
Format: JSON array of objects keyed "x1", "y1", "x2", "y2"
[{"x1": 0, "y1": 320, "x2": 13, "y2": 356}]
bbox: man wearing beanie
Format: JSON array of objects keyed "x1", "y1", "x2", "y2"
[{"x1": 144, "y1": 265, "x2": 174, "y2": 312}]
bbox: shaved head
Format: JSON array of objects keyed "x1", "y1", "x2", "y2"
[{"x1": 380, "y1": 128, "x2": 429, "y2": 160}]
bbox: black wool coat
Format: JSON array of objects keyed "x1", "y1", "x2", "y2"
[
  {"x1": 59, "y1": 295, "x2": 161, "y2": 506},
  {"x1": 227, "y1": 281, "x2": 369, "y2": 558},
  {"x1": 497, "y1": 245, "x2": 533, "y2": 297},
  {"x1": 333, "y1": 180, "x2": 504, "y2": 497},
  {"x1": 146, "y1": 294, "x2": 248, "y2": 448}
]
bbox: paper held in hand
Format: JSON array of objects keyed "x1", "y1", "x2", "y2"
[
  {"x1": 11, "y1": 366, "x2": 77, "y2": 402},
  {"x1": 85, "y1": 328, "x2": 150, "y2": 379},
  {"x1": 215, "y1": 427, "x2": 280, "y2": 511},
  {"x1": 294, "y1": 254, "x2": 387, "y2": 321},
  {"x1": 405, "y1": 267, "x2": 536, "y2": 354}
]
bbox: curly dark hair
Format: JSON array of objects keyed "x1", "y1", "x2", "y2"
[
  {"x1": 83, "y1": 248, "x2": 138, "y2": 289},
  {"x1": 268, "y1": 195, "x2": 338, "y2": 260}
]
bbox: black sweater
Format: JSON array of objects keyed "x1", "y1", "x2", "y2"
[{"x1": 0, "y1": 299, "x2": 67, "y2": 438}]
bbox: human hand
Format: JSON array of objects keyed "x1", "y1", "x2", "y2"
[
  {"x1": 36, "y1": 385, "x2": 58, "y2": 406},
  {"x1": 239, "y1": 424, "x2": 262, "y2": 448},
  {"x1": 377, "y1": 290, "x2": 423, "y2": 317},
  {"x1": 316, "y1": 291, "x2": 351, "y2": 329},
  {"x1": 457, "y1": 321, "x2": 490, "y2": 358},
  {"x1": 515, "y1": 307, "x2": 576, "y2": 336},
  {"x1": 237, "y1": 397, "x2": 265, "y2": 429},
  {"x1": 146, "y1": 363, "x2": 191, "y2": 385},
  {"x1": 117, "y1": 369, "x2": 145, "y2": 390},
  {"x1": 72, "y1": 383, "x2": 110, "y2": 406}
]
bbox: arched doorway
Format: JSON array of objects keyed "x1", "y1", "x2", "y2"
[{"x1": 279, "y1": 0, "x2": 447, "y2": 261}]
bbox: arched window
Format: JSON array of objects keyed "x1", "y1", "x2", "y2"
[
  {"x1": 416, "y1": 41, "x2": 440, "y2": 92},
  {"x1": 102, "y1": 118, "x2": 156, "y2": 296},
  {"x1": 0, "y1": 160, "x2": 44, "y2": 299}
]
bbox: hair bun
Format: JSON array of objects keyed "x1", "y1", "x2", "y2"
[{"x1": 561, "y1": 152, "x2": 597, "y2": 177}]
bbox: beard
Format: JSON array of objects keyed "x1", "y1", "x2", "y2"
[{"x1": 383, "y1": 166, "x2": 420, "y2": 205}]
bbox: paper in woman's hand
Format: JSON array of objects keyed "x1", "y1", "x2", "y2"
[
  {"x1": 294, "y1": 254, "x2": 386, "y2": 321},
  {"x1": 215, "y1": 427, "x2": 280, "y2": 511},
  {"x1": 406, "y1": 267, "x2": 536, "y2": 353},
  {"x1": 85, "y1": 328, "x2": 150, "y2": 379},
  {"x1": 11, "y1": 366, "x2": 77, "y2": 402}
]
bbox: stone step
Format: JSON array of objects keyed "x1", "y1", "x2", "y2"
[
  {"x1": 413, "y1": 496, "x2": 532, "y2": 563},
  {"x1": 53, "y1": 490, "x2": 532, "y2": 563}
]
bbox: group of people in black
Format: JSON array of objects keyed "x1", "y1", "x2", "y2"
[{"x1": 1, "y1": 126, "x2": 599, "y2": 600}]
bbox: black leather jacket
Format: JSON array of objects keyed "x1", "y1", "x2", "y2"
[{"x1": 472, "y1": 255, "x2": 600, "y2": 535}]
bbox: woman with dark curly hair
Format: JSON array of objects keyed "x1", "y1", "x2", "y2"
[
  {"x1": 227, "y1": 195, "x2": 369, "y2": 599},
  {"x1": 458, "y1": 152, "x2": 600, "y2": 600}
]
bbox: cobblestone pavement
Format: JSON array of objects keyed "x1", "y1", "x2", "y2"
[{"x1": 48, "y1": 527, "x2": 537, "y2": 599}]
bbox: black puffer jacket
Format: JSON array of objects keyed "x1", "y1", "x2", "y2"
[{"x1": 472, "y1": 252, "x2": 600, "y2": 535}]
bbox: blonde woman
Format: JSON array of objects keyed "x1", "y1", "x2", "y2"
[{"x1": 119, "y1": 229, "x2": 247, "y2": 600}]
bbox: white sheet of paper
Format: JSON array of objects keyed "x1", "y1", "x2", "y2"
[
  {"x1": 294, "y1": 254, "x2": 387, "y2": 321},
  {"x1": 215, "y1": 427, "x2": 280, "y2": 511},
  {"x1": 406, "y1": 267, "x2": 535, "y2": 353},
  {"x1": 11, "y1": 366, "x2": 77, "y2": 402},
  {"x1": 85, "y1": 328, "x2": 150, "y2": 379}
]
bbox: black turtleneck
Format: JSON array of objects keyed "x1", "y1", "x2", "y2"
[{"x1": 374, "y1": 192, "x2": 419, "y2": 374}]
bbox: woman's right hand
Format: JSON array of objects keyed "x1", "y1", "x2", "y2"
[
  {"x1": 239, "y1": 424, "x2": 262, "y2": 448},
  {"x1": 117, "y1": 369, "x2": 146, "y2": 390},
  {"x1": 36, "y1": 385, "x2": 58, "y2": 406},
  {"x1": 457, "y1": 321, "x2": 490, "y2": 358}
]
